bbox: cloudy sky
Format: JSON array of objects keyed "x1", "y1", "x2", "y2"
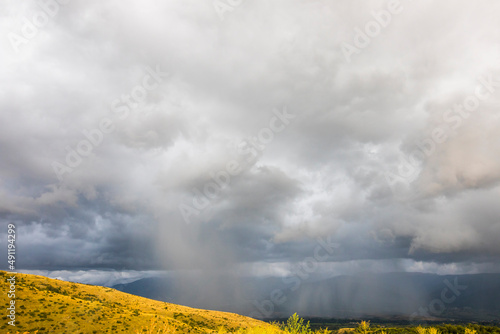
[{"x1": 1, "y1": 0, "x2": 500, "y2": 286}]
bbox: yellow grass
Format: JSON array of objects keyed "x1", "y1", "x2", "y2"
[
  {"x1": 3, "y1": 271, "x2": 478, "y2": 334},
  {"x1": 0, "y1": 270, "x2": 271, "y2": 333}
]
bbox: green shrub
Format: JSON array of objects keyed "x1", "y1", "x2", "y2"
[{"x1": 281, "y1": 313, "x2": 312, "y2": 334}]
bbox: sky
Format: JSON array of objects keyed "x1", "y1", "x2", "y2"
[{"x1": 1, "y1": 0, "x2": 500, "y2": 287}]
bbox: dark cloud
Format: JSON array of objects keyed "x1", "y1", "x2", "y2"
[{"x1": 0, "y1": 0, "x2": 500, "y2": 284}]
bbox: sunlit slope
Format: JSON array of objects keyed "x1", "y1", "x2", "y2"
[{"x1": 0, "y1": 270, "x2": 269, "y2": 333}]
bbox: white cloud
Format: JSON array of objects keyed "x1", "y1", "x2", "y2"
[{"x1": 0, "y1": 0, "x2": 499, "y2": 276}]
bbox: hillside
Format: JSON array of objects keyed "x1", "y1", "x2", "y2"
[{"x1": 0, "y1": 270, "x2": 271, "y2": 334}]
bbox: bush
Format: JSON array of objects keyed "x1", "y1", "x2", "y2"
[
  {"x1": 357, "y1": 321, "x2": 370, "y2": 334},
  {"x1": 281, "y1": 313, "x2": 312, "y2": 334}
]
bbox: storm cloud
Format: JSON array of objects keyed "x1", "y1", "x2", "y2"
[{"x1": 1, "y1": 0, "x2": 500, "y2": 286}]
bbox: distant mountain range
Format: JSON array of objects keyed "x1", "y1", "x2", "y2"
[{"x1": 112, "y1": 272, "x2": 500, "y2": 321}]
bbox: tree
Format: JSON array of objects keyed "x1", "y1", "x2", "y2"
[
  {"x1": 357, "y1": 321, "x2": 370, "y2": 334},
  {"x1": 282, "y1": 313, "x2": 311, "y2": 334}
]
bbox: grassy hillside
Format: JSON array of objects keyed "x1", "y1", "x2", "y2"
[
  {"x1": 0, "y1": 270, "x2": 273, "y2": 334},
  {"x1": 5, "y1": 271, "x2": 497, "y2": 334}
]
